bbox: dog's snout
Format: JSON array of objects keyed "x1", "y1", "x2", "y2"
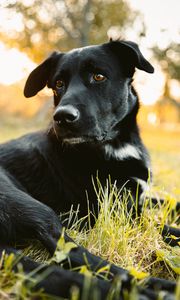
[{"x1": 54, "y1": 105, "x2": 80, "y2": 124}]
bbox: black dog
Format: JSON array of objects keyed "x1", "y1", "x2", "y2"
[{"x1": 0, "y1": 40, "x2": 179, "y2": 299}]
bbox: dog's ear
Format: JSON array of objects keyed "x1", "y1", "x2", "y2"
[
  {"x1": 24, "y1": 52, "x2": 60, "y2": 98},
  {"x1": 120, "y1": 40, "x2": 154, "y2": 73},
  {"x1": 105, "y1": 40, "x2": 154, "y2": 75}
]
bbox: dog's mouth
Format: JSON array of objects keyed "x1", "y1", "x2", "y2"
[
  {"x1": 52, "y1": 122, "x2": 117, "y2": 146},
  {"x1": 63, "y1": 137, "x2": 89, "y2": 145},
  {"x1": 62, "y1": 135, "x2": 105, "y2": 145}
]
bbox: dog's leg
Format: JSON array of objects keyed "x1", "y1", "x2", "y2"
[
  {"x1": 161, "y1": 224, "x2": 180, "y2": 246},
  {"x1": 63, "y1": 232, "x2": 131, "y2": 280},
  {"x1": 0, "y1": 246, "x2": 112, "y2": 300},
  {"x1": 0, "y1": 170, "x2": 63, "y2": 255},
  {"x1": 58, "y1": 231, "x2": 177, "y2": 296},
  {"x1": 0, "y1": 246, "x2": 176, "y2": 299}
]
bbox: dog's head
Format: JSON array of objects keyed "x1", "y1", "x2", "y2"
[{"x1": 24, "y1": 40, "x2": 154, "y2": 145}]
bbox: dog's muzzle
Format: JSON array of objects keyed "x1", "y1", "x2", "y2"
[{"x1": 53, "y1": 104, "x2": 108, "y2": 145}]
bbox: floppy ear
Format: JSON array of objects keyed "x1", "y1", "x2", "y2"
[
  {"x1": 105, "y1": 40, "x2": 154, "y2": 75},
  {"x1": 24, "y1": 52, "x2": 60, "y2": 98},
  {"x1": 120, "y1": 40, "x2": 154, "y2": 73}
]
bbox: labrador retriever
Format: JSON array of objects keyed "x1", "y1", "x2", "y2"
[{"x1": 0, "y1": 40, "x2": 179, "y2": 299}]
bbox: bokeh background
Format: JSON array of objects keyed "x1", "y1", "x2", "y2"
[{"x1": 0, "y1": 0, "x2": 180, "y2": 198}]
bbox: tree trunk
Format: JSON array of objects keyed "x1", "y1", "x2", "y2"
[{"x1": 79, "y1": 0, "x2": 92, "y2": 46}]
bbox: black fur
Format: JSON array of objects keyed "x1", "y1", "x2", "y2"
[{"x1": 0, "y1": 40, "x2": 179, "y2": 298}]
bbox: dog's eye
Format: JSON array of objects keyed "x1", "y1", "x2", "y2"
[
  {"x1": 56, "y1": 80, "x2": 65, "y2": 89},
  {"x1": 92, "y1": 74, "x2": 106, "y2": 82}
]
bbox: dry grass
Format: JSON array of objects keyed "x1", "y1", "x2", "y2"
[{"x1": 141, "y1": 126, "x2": 180, "y2": 197}]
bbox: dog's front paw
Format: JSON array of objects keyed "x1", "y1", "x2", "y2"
[
  {"x1": 33, "y1": 207, "x2": 63, "y2": 255},
  {"x1": 12, "y1": 199, "x2": 63, "y2": 255}
]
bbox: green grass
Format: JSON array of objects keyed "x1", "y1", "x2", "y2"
[{"x1": 0, "y1": 121, "x2": 180, "y2": 299}]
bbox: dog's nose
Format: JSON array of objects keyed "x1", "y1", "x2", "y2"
[{"x1": 53, "y1": 105, "x2": 80, "y2": 124}]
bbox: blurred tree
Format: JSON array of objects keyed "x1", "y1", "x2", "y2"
[
  {"x1": 152, "y1": 43, "x2": 180, "y2": 83},
  {"x1": 152, "y1": 43, "x2": 180, "y2": 123},
  {"x1": 0, "y1": 0, "x2": 137, "y2": 61}
]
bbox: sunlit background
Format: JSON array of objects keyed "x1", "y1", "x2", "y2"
[
  {"x1": 0, "y1": 0, "x2": 180, "y2": 195},
  {"x1": 0, "y1": 0, "x2": 179, "y2": 116}
]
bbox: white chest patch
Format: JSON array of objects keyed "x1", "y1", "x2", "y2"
[{"x1": 104, "y1": 143, "x2": 141, "y2": 161}]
